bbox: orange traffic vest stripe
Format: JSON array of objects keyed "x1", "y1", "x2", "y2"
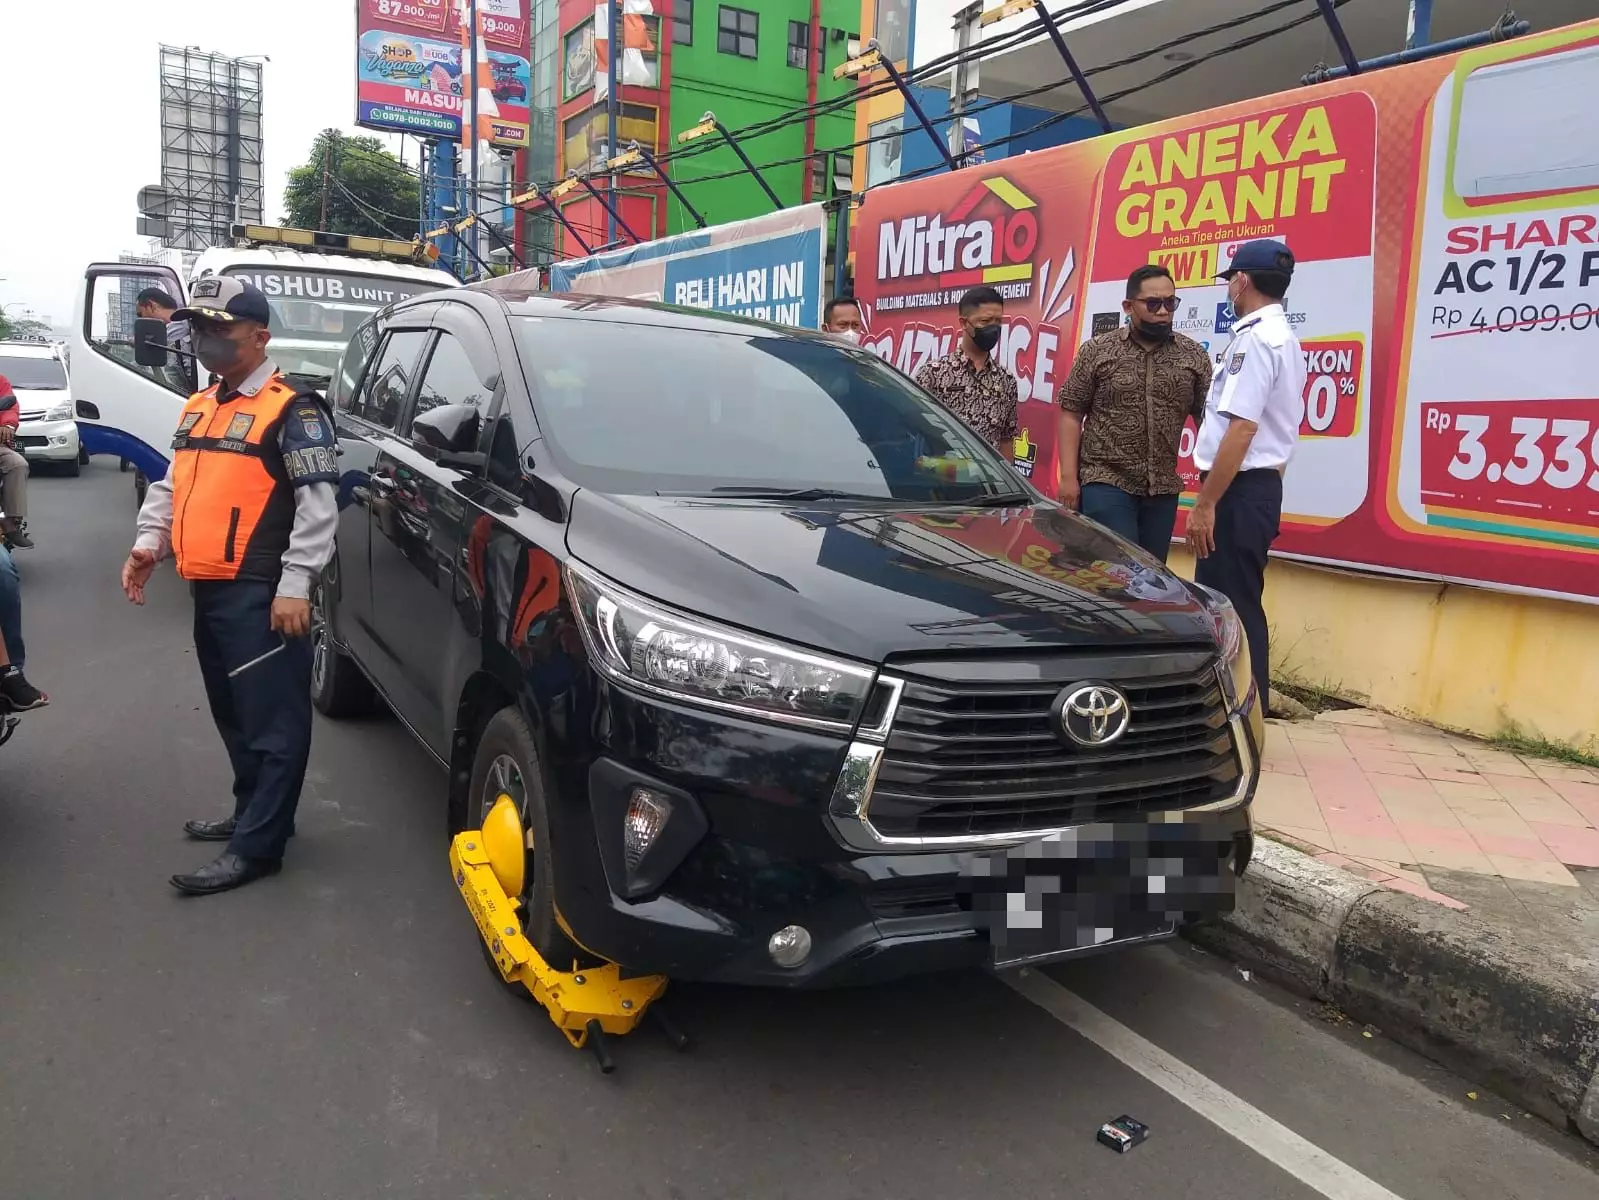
[{"x1": 169, "y1": 377, "x2": 301, "y2": 583}]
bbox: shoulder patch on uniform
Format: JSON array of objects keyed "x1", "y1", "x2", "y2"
[
  {"x1": 176, "y1": 412, "x2": 203, "y2": 435},
  {"x1": 1228, "y1": 352, "x2": 1246, "y2": 375},
  {"x1": 296, "y1": 407, "x2": 326, "y2": 443},
  {"x1": 225, "y1": 413, "x2": 256, "y2": 440}
]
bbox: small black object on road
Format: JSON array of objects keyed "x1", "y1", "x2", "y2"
[{"x1": 1097, "y1": 1115, "x2": 1150, "y2": 1154}]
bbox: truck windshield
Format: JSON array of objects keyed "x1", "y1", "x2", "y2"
[
  {"x1": 0, "y1": 355, "x2": 68, "y2": 390},
  {"x1": 515, "y1": 316, "x2": 1026, "y2": 502},
  {"x1": 220, "y1": 267, "x2": 449, "y2": 385}
]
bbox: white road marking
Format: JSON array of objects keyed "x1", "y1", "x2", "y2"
[{"x1": 1004, "y1": 969, "x2": 1408, "y2": 1200}]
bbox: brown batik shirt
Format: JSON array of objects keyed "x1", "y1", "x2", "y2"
[
  {"x1": 1057, "y1": 327, "x2": 1212, "y2": 495},
  {"x1": 914, "y1": 350, "x2": 1020, "y2": 451}
]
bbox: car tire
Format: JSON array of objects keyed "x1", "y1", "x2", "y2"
[
  {"x1": 120, "y1": 457, "x2": 132, "y2": 473},
  {"x1": 461, "y1": 707, "x2": 585, "y2": 974},
  {"x1": 78, "y1": 445, "x2": 90, "y2": 467},
  {"x1": 310, "y1": 587, "x2": 377, "y2": 718},
  {"x1": 63, "y1": 455, "x2": 81, "y2": 478},
  {"x1": 134, "y1": 471, "x2": 148, "y2": 509}
]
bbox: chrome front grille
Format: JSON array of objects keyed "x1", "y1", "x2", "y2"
[{"x1": 864, "y1": 649, "x2": 1239, "y2": 840}]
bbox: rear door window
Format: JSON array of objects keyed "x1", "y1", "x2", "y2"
[
  {"x1": 352, "y1": 330, "x2": 431, "y2": 430},
  {"x1": 330, "y1": 319, "x2": 380, "y2": 414}
]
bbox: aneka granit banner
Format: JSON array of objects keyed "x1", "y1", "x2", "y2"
[
  {"x1": 854, "y1": 21, "x2": 1599, "y2": 605},
  {"x1": 549, "y1": 205, "x2": 828, "y2": 329}
]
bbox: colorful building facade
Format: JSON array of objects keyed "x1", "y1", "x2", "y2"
[{"x1": 548, "y1": 0, "x2": 862, "y2": 259}]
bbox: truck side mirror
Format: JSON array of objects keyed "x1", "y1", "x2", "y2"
[{"x1": 133, "y1": 318, "x2": 170, "y2": 368}]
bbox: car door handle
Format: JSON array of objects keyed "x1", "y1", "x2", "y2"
[{"x1": 370, "y1": 475, "x2": 396, "y2": 493}]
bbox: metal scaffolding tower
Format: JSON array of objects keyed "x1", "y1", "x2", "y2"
[{"x1": 157, "y1": 46, "x2": 265, "y2": 252}]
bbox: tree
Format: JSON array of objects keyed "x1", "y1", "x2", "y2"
[
  {"x1": 0, "y1": 308, "x2": 51, "y2": 342},
  {"x1": 282, "y1": 129, "x2": 421, "y2": 239}
]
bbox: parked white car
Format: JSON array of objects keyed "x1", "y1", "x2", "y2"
[{"x1": 0, "y1": 340, "x2": 82, "y2": 477}]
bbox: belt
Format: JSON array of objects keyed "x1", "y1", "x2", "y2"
[{"x1": 1198, "y1": 466, "x2": 1286, "y2": 481}]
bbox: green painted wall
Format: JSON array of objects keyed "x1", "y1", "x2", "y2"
[{"x1": 665, "y1": 1, "x2": 859, "y2": 234}]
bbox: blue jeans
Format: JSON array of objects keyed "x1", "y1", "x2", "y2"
[
  {"x1": 1079, "y1": 484, "x2": 1181, "y2": 563},
  {"x1": 0, "y1": 544, "x2": 23, "y2": 669}
]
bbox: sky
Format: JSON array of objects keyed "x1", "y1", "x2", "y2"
[{"x1": 1, "y1": 2, "x2": 412, "y2": 330}]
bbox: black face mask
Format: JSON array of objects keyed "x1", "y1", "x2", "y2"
[
  {"x1": 969, "y1": 324, "x2": 1001, "y2": 353},
  {"x1": 1134, "y1": 318, "x2": 1174, "y2": 342},
  {"x1": 195, "y1": 332, "x2": 243, "y2": 375}
]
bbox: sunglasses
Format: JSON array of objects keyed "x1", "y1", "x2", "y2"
[{"x1": 1134, "y1": 297, "x2": 1181, "y2": 314}]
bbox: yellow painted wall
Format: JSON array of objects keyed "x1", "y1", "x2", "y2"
[{"x1": 1165, "y1": 550, "x2": 1599, "y2": 748}]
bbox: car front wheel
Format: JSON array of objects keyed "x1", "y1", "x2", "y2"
[
  {"x1": 310, "y1": 586, "x2": 377, "y2": 718},
  {"x1": 462, "y1": 708, "x2": 585, "y2": 974}
]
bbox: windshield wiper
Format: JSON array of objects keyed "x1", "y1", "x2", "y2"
[
  {"x1": 964, "y1": 490, "x2": 1034, "y2": 506},
  {"x1": 660, "y1": 486, "x2": 887, "y2": 502}
]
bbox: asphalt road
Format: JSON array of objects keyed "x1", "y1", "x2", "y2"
[{"x1": 2, "y1": 459, "x2": 1596, "y2": 1200}]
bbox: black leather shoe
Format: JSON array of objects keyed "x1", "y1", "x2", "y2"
[
  {"x1": 169, "y1": 853, "x2": 282, "y2": 896},
  {"x1": 183, "y1": 816, "x2": 237, "y2": 841}
]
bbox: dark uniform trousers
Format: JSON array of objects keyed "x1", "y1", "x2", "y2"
[
  {"x1": 1194, "y1": 468, "x2": 1281, "y2": 706},
  {"x1": 192, "y1": 578, "x2": 314, "y2": 862}
]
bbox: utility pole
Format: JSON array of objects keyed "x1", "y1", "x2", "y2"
[
  {"x1": 469, "y1": 0, "x2": 482, "y2": 267},
  {"x1": 800, "y1": 0, "x2": 822, "y2": 202},
  {"x1": 605, "y1": 0, "x2": 620, "y2": 244},
  {"x1": 948, "y1": 2, "x2": 983, "y2": 163},
  {"x1": 319, "y1": 133, "x2": 333, "y2": 229}
]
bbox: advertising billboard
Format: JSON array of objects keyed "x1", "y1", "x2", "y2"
[
  {"x1": 356, "y1": 0, "x2": 531, "y2": 147},
  {"x1": 852, "y1": 20, "x2": 1599, "y2": 606},
  {"x1": 549, "y1": 205, "x2": 829, "y2": 329}
]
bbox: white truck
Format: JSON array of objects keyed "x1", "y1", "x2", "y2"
[{"x1": 71, "y1": 224, "x2": 458, "y2": 502}]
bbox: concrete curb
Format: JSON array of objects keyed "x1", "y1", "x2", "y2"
[{"x1": 1185, "y1": 838, "x2": 1599, "y2": 1147}]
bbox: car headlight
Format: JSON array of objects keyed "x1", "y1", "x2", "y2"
[
  {"x1": 1190, "y1": 582, "x2": 1253, "y2": 711},
  {"x1": 565, "y1": 562, "x2": 876, "y2": 731},
  {"x1": 45, "y1": 404, "x2": 73, "y2": 422}
]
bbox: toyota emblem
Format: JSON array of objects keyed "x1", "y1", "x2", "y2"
[{"x1": 1055, "y1": 683, "x2": 1132, "y2": 747}]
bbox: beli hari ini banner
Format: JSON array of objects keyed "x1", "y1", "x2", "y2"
[{"x1": 854, "y1": 19, "x2": 1599, "y2": 606}]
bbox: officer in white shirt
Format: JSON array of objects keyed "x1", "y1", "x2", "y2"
[{"x1": 1188, "y1": 239, "x2": 1306, "y2": 708}]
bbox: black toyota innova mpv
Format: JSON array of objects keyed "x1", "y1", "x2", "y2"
[{"x1": 313, "y1": 282, "x2": 1263, "y2": 987}]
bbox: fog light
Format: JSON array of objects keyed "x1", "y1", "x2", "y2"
[
  {"x1": 623, "y1": 787, "x2": 673, "y2": 870},
  {"x1": 767, "y1": 924, "x2": 812, "y2": 968}
]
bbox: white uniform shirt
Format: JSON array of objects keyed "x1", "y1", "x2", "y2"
[{"x1": 1192, "y1": 303, "x2": 1306, "y2": 473}]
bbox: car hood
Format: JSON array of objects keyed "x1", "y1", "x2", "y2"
[
  {"x1": 11, "y1": 387, "x2": 69, "y2": 416},
  {"x1": 565, "y1": 492, "x2": 1220, "y2": 664}
]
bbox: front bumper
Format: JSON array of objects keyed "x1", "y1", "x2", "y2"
[
  {"x1": 546, "y1": 682, "x2": 1262, "y2": 989},
  {"x1": 17, "y1": 419, "x2": 80, "y2": 461}
]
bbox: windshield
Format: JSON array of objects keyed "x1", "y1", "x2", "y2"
[
  {"x1": 220, "y1": 266, "x2": 449, "y2": 384},
  {"x1": 515, "y1": 316, "x2": 1026, "y2": 501},
  {"x1": 0, "y1": 355, "x2": 68, "y2": 390}
]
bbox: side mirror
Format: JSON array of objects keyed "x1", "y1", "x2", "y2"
[
  {"x1": 412, "y1": 403, "x2": 486, "y2": 470},
  {"x1": 133, "y1": 317, "x2": 170, "y2": 368}
]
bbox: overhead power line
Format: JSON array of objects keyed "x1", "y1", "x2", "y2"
[{"x1": 418, "y1": 0, "x2": 1352, "y2": 254}]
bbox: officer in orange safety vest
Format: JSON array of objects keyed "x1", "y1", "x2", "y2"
[{"x1": 119, "y1": 277, "x2": 339, "y2": 896}]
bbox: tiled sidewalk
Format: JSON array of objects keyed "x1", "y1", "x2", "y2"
[{"x1": 1255, "y1": 709, "x2": 1599, "y2": 910}]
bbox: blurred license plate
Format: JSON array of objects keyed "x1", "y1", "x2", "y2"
[{"x1": 961, "y1": 822, "x2": 1230, "y2": 967}]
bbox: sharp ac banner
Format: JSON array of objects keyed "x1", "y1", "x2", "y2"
[
  {"x1": 854, "y1": 20, "x2": 1599, "y2": 605},
  {"x1": 548, "y1": 205, "x2": 828, "y2": 329}
]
